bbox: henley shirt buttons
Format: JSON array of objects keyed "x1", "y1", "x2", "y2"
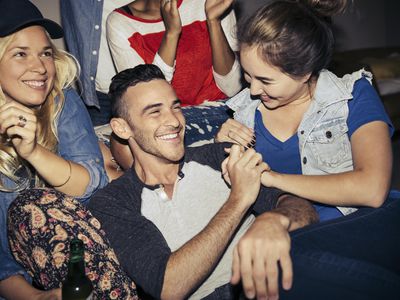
[
  {"x1": 94, "y1": 25, "x2": 100, "y2": 30},
  {"x1": 326, "y1": 131, "x2": 332, "y2": 138},
  {"x1": 303, "y1": 157, "x2": 307, "y2": 164},
  {"x1": 90, "y1": 76, "x2": 94, "y2": 81},
  {"x1": 92, "y1": 50, "x2": 97, "y2": 55},
  {"x1": 300, "y1": 130, "x2": 304, "y2": 134}
]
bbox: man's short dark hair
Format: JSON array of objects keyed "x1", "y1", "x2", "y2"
[{"x1": 109, "y1": 64, "x2": 166, "y2": 119}]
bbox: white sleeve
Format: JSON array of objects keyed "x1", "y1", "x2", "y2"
[
  {"x1": 221, "y1": 9, "x2": 239, "y2": 51},
  {"x1": 106, "y1": 12, "x2": 145, "y2": 72},
  {"x1": 153, "y1": 52, "x2": 175, "y2": 83},
  {"x1": 213, "y1": 58, "x2": 242, "y2": 97},
  {"x1": 213, "y1": 9, "x2": 242, "y2": 96},
  {"x1": 107, "y1": 11, "x2": 176, "y2": 82}
]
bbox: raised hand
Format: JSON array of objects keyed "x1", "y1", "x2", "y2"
[
  {"x1": 160, "y1": 0, "x2": 182, "y2": 36},
  {"x1": 205, "y1": 0, "x2": 234, "y2": 21},
  {"x1": 0, "y1": 102, "x2": 38, "y2": 160},
  {"x1": 215, "y1": 118, "x2": 255, "y2": 148},
  {"x1": 225, "y1": 144, "x2": 269, "y2": 206},
  {"x1": 231, "y1": 211, "x2": 292, "y2": 300}
]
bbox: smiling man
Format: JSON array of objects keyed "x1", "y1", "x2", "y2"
[{"x1": 88, "y1": 64, "x2": 317, "y2": 300}]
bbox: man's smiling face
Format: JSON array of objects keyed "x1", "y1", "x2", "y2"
[{"x1": 123, "y1": 79, "x2": 186, "y2": 163}]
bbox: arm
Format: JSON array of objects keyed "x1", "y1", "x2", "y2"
[
  {"x1": 262, "y1": 121, "x2": 392, "y2": 207},
  {"x1": 158, "y1": 0, "x2": 181, "y2": 68},
  {"x1": 0, "y1": 101, "x2": 90, "y2": 197},
  {"x1": 0, "y1": 275, "x2": 61, "y2": 300},
  {"x1": 162, "y1": 146, "x2": 269, "y2": 300},
  {"x1": 205, "y1": 0, "x2": 242, "y2": 96},
  {"x1": 232, "y1": 194, "x2": 318, "y2": 300},
  {"x1": 106, "y1": 8, "x2": 179, "y2": 82}
]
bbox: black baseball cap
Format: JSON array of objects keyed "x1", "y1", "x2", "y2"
[{"x1": 0, "y1": 0, "x2": 63, "y2": 38}]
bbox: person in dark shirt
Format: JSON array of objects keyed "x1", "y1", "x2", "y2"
[{"x1": 88, "y1": 64, "x2": 318, "y2": 300}]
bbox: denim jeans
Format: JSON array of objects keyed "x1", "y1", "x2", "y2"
[
  {"x1": 201, "y1": 283, "x2": 241, "y2": 300},
  {"x1": 87, "y1": 91, "x2": 112, "y2": 126},
  {"x1": 280, "y1": 191, "x2": 400, "y2": 300}
]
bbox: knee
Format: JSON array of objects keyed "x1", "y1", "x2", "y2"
[{"x1": 8, "y1": 188, "x2": 67, "y2": 229}]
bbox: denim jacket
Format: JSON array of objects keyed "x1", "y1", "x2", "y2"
[
  {"x1": 227, "y1": 69, "x2": 374, "y2": 216},
  {"x1": 0, "y1": 88, "x2": 108, "y2": 284},
  {"x1": 60, "y1": 0, "x2": 104, "y2": 108}
]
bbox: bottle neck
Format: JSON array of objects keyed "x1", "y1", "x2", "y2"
[{"x1": 67, "y1": 256, "x2": 86, "y2": 277}]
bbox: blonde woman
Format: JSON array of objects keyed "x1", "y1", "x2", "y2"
[{"x1": 0, "y1": 1, "x2": 138, "y2": 299}]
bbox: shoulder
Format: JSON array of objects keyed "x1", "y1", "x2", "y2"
[
  {"x1": 184, "y1": 143, "x2": 230, "y2": 170},
  {"x1": 62, "y1": 88, "x2": 82, "y2": 104},
  {"x1": 88, "y1": 170, "x2": 143, "y2": 219},
  {"x1": 352, "y1": 76, "x2": 377, "y2": 95},
  {"x1": 92, "y1": 169, "x2": 142, "y2": 201},
  {"x1": 107, "y1": 8, "x2": 133, "y2": 28},
  {"x1": 58, "y1": 88, "x2": 88, "y2": 118}
]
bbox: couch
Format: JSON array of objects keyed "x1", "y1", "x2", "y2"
[{"x1": 330, "y1": 46, "x2": 400, "y2": 133}]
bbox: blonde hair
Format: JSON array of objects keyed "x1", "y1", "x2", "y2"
[{"x1": 0, "y1": 29, "x2": 79, "y2": 192}]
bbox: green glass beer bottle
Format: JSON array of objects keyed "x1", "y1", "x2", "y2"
[{"x1": 62, "y1": 238, "x2": 93, "y2": 300}]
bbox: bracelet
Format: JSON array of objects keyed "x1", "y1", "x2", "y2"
[{"x1": 53, "y1": 160, "x2": 72, "y2": 187}]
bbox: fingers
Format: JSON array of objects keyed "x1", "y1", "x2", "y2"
[
  {"x1": 238, "y1": 243, "x2": 255, "y2": 299},
  {"x1": 221, "y1": 157, "x2": 231, "y2": 185},
  {"x1": 161, "y1": 0, "x2": 178, "y2": 12},
  {"x1": 216, "y1": 119, "x2": 255, "y2": 147},
  {"x1": 0, "y1": 103, "x2": 36, "y2": 133},
  {"x1": 231, "y1": 247, "x2": 241, "y2": 284},
  {"x1": 0, "y1": 106, "x2": 35, "y2": 135},
  {"x1": 265, "y1": 260, "x2": 279, "y2": 299},
  {"x1": 257, "y1": 162, "x2": 271, "y2": 174},
  {"x1": 280, "y1": 253, "x2": 293, "y2": 290},
  {"x1": 252, "y1": 252, "x2": 268, "y2": 299}
]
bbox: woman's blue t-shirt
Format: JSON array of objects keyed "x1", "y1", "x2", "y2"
[{"x1": 254, "y1": 78, "x2": 394, "y2": 221}]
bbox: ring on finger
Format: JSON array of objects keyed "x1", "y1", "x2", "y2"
[{"x1": 18, "y1": 115, "x2": 27, "y2": 128}]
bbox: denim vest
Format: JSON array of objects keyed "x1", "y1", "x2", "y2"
[{"x1": 227, "y1": 69, "x2": 373, "y2": 215}]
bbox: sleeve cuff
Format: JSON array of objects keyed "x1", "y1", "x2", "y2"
[
  {"x1": 153, "y1": 53, "x2": 175, "y2": 83},
  {"x1": 75, "y1": 159, "x2": 108, "y2": 205},
  {"x1": 213, "y1": 59, "x2": 242, "y2": 97}
]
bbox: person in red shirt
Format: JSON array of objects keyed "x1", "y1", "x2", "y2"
[{"x1": 107, "y1": 0, "x2": 242, "y2": 106}]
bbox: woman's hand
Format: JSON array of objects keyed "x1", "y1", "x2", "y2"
[
  {"x1": 215, "y1": 119, "x2": 255, "y2": 147},
  {"x1": 205, "y1": 0, "x2": 234, "y2": 21},
  {"x1": 0, "y1": 102, "x2": 38, "y2": 160},
  {"x1": 0, "y1": 275, "x2": 61, "y2": 300},
  {"x1": 161, "y1": 0, "x2": 181, "y2": 36},
  {"x1": 34, "y1": 288, "x2": 61, "y2": 300}
]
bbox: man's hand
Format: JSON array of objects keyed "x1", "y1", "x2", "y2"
[
  {"x1": 231, "y1": 194, "x2": 319, "y2": 299},
  {"x1": 215, "y1": 119, "x2": 255, "y2": 148},
  {"x1": 205, "y1": 0, "x2": 234, "y2": 21},
  {"x1": 231, "y1": 212, "x2": 292, "y2": 300},
  {"x1": 225, "y1": 144, "x2": 269, "y2": 207},
  {"x1": 160, "y1": 0, "x2": 181, "y2": 36}
]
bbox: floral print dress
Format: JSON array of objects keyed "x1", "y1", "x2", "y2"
[{"x1": 7, "y1": 188, "x2": 139, "y2": 300}]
